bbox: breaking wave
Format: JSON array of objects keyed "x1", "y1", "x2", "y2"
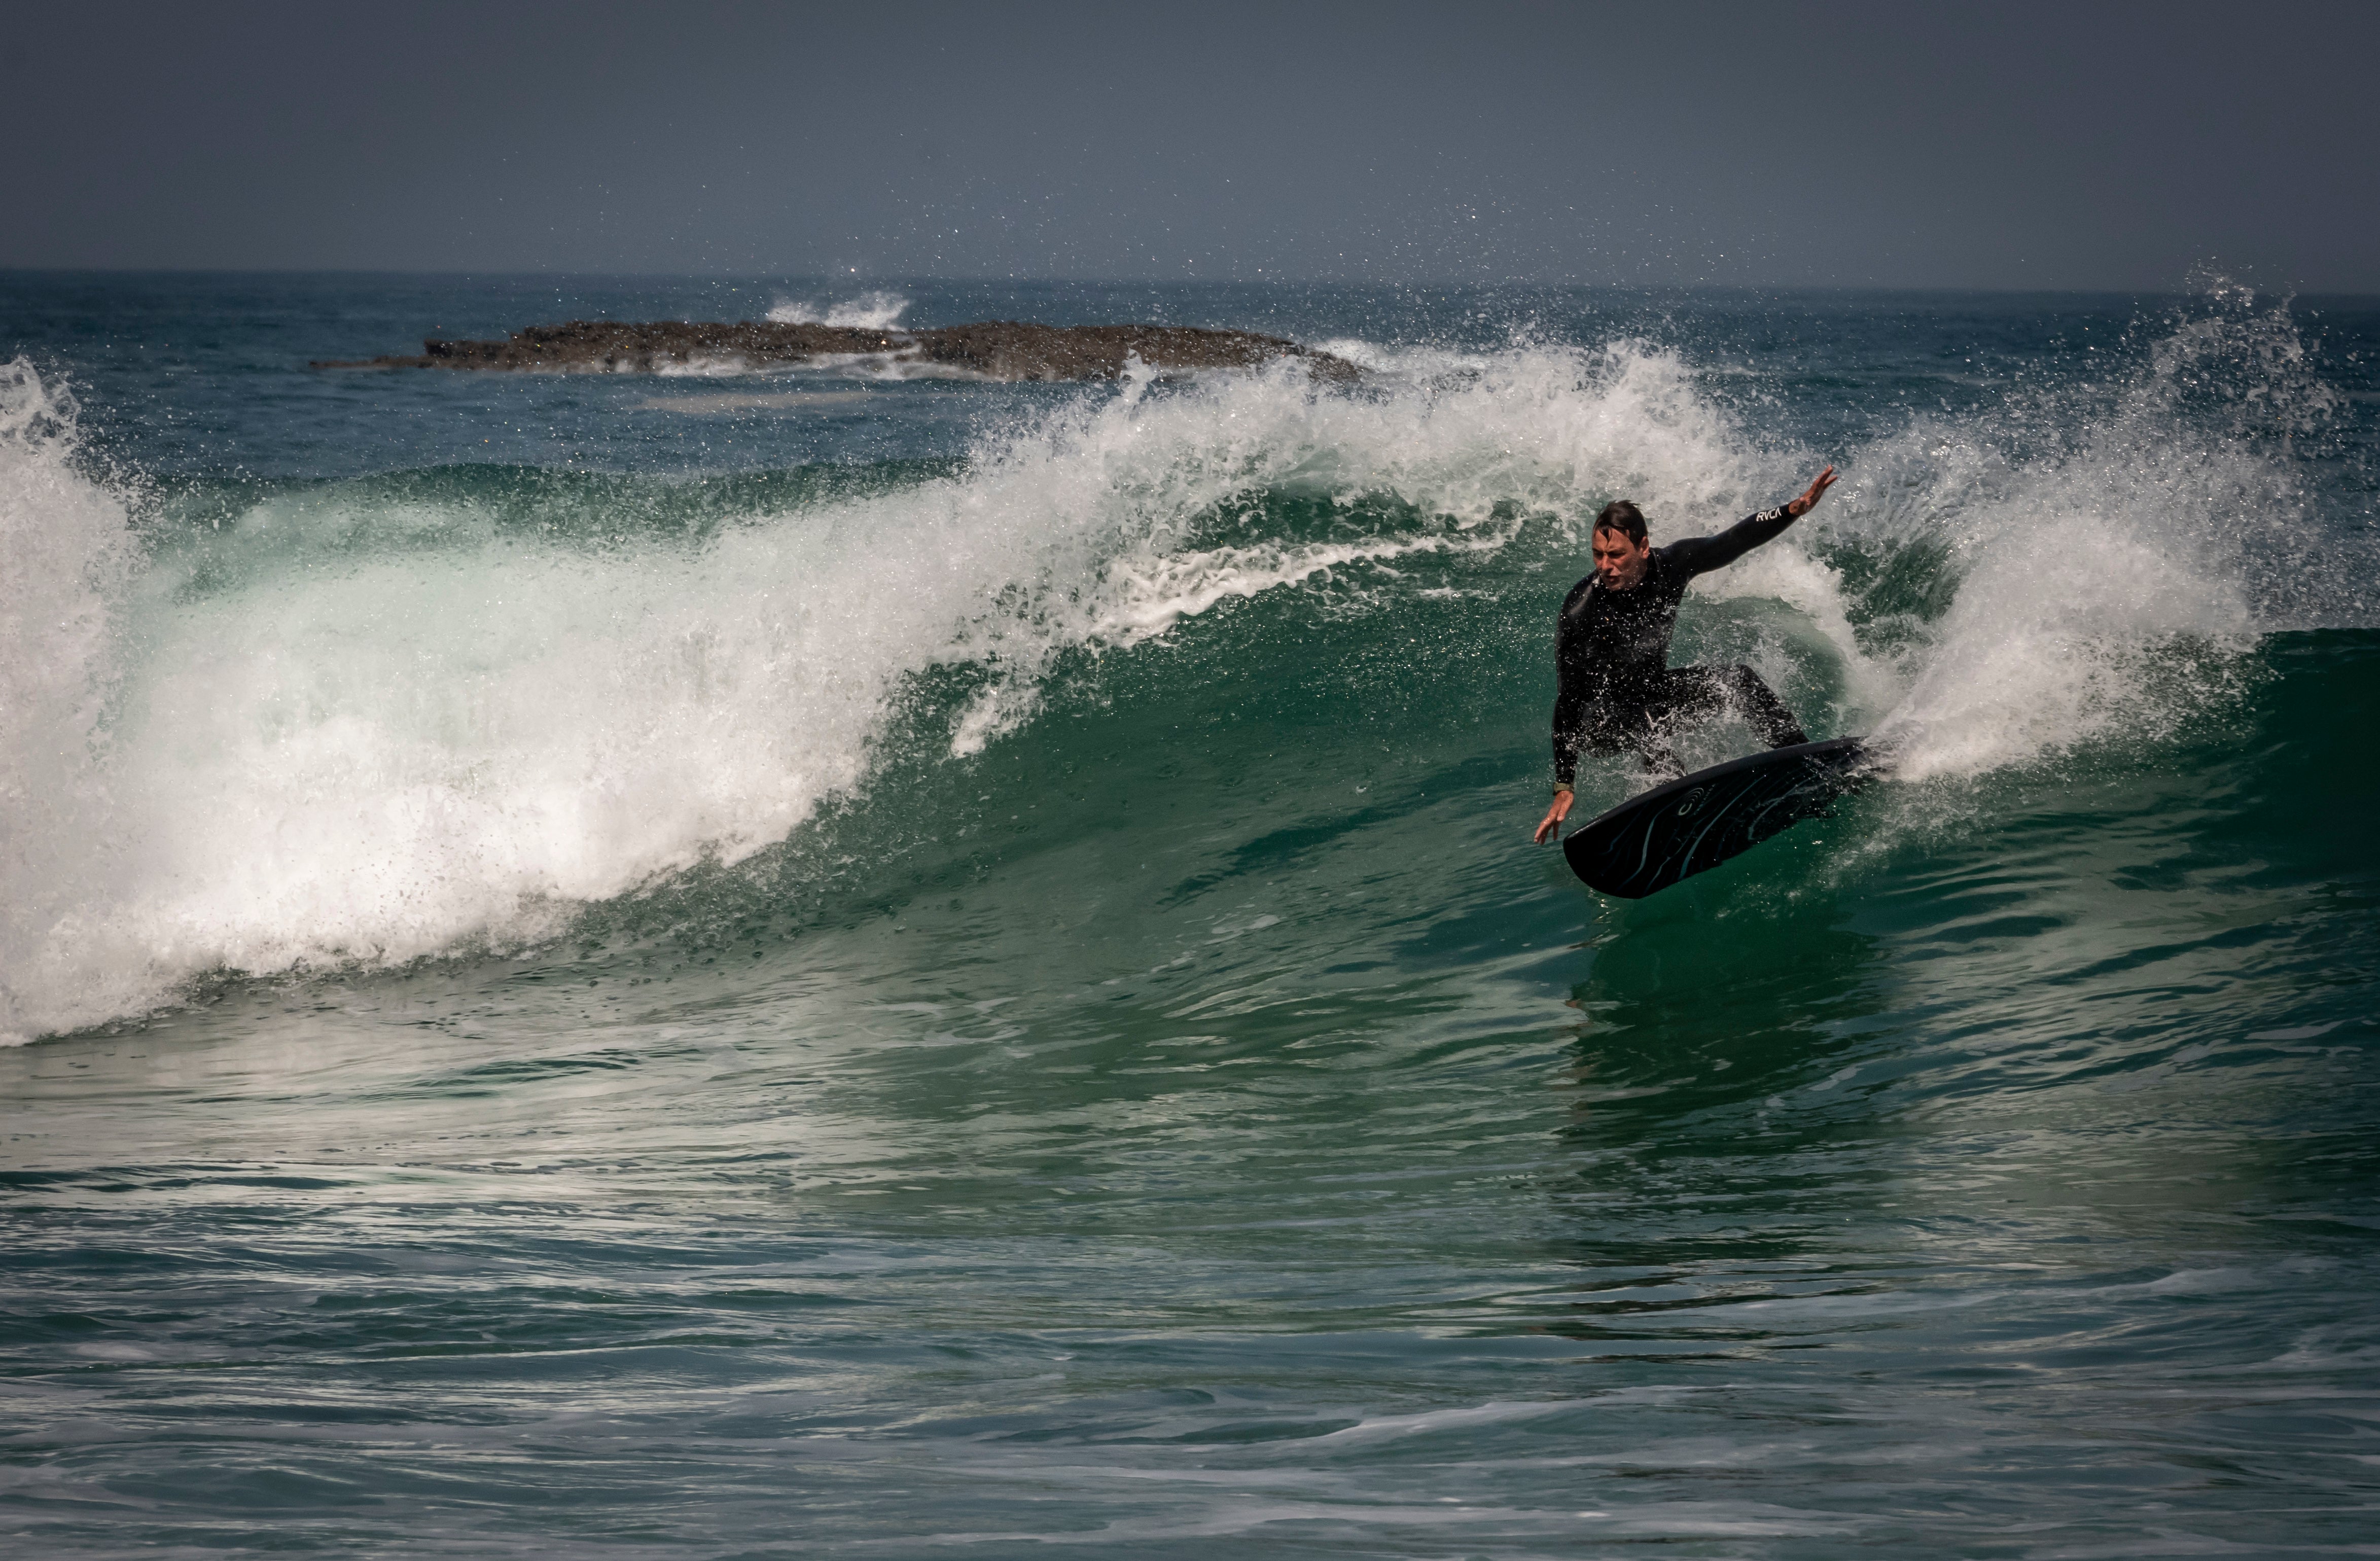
[{"x1": 0, "y1": 288, "x2": 2361, "y2": 1041}]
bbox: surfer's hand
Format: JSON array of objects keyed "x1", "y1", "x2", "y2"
[
  {"x1": 1534, "y1": 791, "x2": 1574, "y2": 844},
  {"x1": 1788, "y1": 465, "x2": 1838, "y2": 517}
]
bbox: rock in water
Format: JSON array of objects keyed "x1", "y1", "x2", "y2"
[{"x1": 312, "y1": 320, "x2": 1360, "y2": 383}]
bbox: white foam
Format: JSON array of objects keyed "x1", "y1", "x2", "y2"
[
  {"x1": 1308, "y1": 336, "x2": 1497, "y2": 382},
  {"x1": 0, "y1": 362, "x2": 139, "y2": 1041},
  {"x1": 649, "y1": 354, "x2": 766, "y2": 378},
  {"x1": 764, "y1": 290, "x2": 910, "y2": 330},
  {"x1": 796, "y1": 350, "x2": 997, "y2": 383},
  {"x1": 1824, "y1": 294, "x2": 2322, "y2": 778},
  {"x1": 1089, "y1": 524, "x2": 1518, "y2": 646}
]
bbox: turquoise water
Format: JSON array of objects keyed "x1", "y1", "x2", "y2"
[{"x1": 2, "y1": 277, "x2": 2376, "y2": 1555}]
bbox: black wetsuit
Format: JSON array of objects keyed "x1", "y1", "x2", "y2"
[{"x1": 1553, "y1": 506, "x2": 1809, "y2": 785}]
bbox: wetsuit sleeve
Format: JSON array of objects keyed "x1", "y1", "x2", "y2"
[
  {"x1": 1663, "y1": 506, "x2": 1796, "y2": 578},
  {"x1": 1552, "y1": 687, "x2": 1587, "y2": 790},
  {"x1": 1550, "y1": 576, "x2": 1594, "y2": 789}
]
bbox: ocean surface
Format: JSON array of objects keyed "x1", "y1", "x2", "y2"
[{"x1": 3, "y1": 273, "x2": 2376, "y2": 1557}]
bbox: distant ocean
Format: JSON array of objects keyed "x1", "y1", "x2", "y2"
[{"x1": 4, "y1": 273, "x2": 2375, "y2": 1557}]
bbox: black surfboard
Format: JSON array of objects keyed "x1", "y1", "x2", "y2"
[{"x1": 1561, "y1": 736, "x2": 1876, "y2": 899}]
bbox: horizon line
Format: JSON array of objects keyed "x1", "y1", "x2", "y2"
[{"x1": 3, "y1": 266, "x2": 2375, "y2": 301}]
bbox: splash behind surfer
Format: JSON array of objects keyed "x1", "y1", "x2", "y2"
[{"x1": 1533, "y1": 467, "x2": 1839, "y2": 844}]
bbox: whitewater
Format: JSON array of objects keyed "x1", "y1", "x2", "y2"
[{"x1": 2, "y1": 275, "x2": 2374, "y2": 1558}]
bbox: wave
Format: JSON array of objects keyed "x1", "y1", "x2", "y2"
[
  {"x1": 0, "y1": 291, "x2": 2362, "y2": 1041},
  {"x1": 764, "y1": 290, "x2": 911, "y2": 330}
]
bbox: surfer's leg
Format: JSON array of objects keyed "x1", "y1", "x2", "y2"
[
  {"x1": 1598, "y1": 698, "x2": 1681, "y2": 779},
  {"x1": 1635, "y1": 727, "x2": 1683, "y2": 781},
  {"x1": 1570, "y1": 699, "x2": 1674, "y2": 779},
  {"x1": 1714, "y1": 664, "x2": 1809, "y2": 748},
  {"x1": 1663, "y1": 665, "x2": 1808, "y2": 749}
]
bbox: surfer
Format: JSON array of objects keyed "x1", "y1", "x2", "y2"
[{"x1": 1533, "y1": 467, "x2": 1839, "y2": 844}]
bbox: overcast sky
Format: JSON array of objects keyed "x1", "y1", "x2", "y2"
[{"x1": 8, "y1": 0, "x2": 2375, "y2": 290}]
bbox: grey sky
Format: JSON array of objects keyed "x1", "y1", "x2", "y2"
[{"x1": 9, "y1": 0, "x2": 2376, "y2": 290}]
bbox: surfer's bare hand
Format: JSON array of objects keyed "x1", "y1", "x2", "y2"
[
  {"x1": 1788, "y1": 465, "x2": 1838, "y2": 517},
  {"x1": 1534, "y1": 791, "x2": 1574, "y2": 844}
]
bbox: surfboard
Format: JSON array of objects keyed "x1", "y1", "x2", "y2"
[{"x1": 1561, "y1": 737, "x2": 1876, "y2": 899}]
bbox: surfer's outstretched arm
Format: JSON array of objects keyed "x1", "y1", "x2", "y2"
[
  {"x1": 1666, "y1": 466, "x2": 1838, "y2": 576},
  {"x1": 1536, "y1": 672, "x2": 1593, "y2": 843}
]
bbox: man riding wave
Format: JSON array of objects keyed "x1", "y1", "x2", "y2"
[{"x1": 1533, "y1": 466, "x2": 1839, "y2": 844}]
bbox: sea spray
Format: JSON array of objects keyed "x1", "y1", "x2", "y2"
[
  {"x1": 0, "y1": 361, "x2": 140, "y2": 1043},
  {"x1": 1815, "y1": 287, "x2": 2339, "y2": 779}
]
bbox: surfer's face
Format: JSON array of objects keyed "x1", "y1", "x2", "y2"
[{"x1": 1592, "y1": 528, "x2": 1651, "y2": 589}]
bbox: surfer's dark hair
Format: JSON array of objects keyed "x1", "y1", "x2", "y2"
[{"x1": 1594, "y1": 500, "x2": 1647, "y2": 545}]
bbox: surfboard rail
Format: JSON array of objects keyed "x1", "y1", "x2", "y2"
[{"x1": 1561, "y1": 736, "x2": 1876, "y2": 899}]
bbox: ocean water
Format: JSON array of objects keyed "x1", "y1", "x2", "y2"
[{"x1": 2, "y1": 273, "x2": 2376, "y2": 1557}]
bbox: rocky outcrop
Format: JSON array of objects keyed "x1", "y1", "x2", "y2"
[{"x1": 312, "y1": 319, "x2": 1359, "y2": 383}]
